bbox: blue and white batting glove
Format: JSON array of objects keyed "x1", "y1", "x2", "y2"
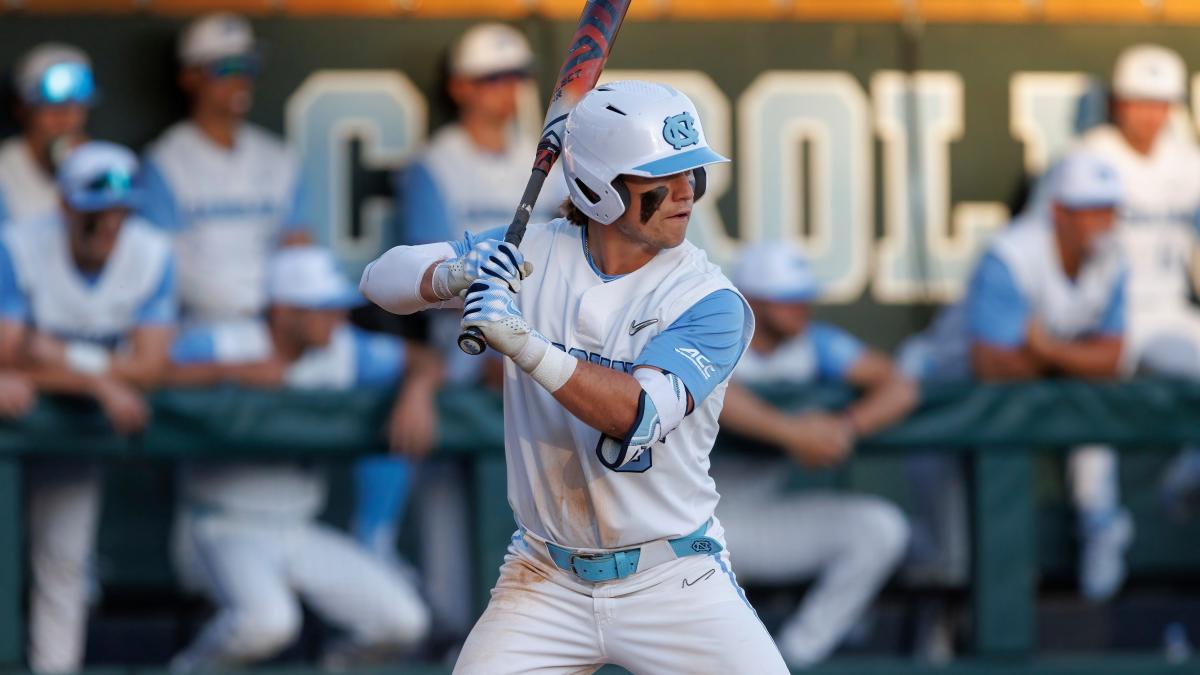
[
  {"x1": 462, "y1": 278, "x2": 576, "y2": 393},
  {"x1": 431, "y1": 238, "x2": 532, "y2": 300}
]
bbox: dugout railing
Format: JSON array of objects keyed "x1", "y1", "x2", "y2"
[{"x1": 2, "y1": 380, "x2": 1200, "y2": 674}]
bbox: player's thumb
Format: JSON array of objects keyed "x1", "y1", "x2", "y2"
[{"x1": 520, "y1": 261, "x2": 535, "y2": 279}]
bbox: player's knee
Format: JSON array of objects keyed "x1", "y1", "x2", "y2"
[
  {"x1": 234, "y1": 600, "x2": 302, "y2": 658},
  {"x1": 855, "y1": 500, "x2": 912, "y2": 568},
  {"x1": 364, "y1": 585, "x2": 431, "y2": 650}
]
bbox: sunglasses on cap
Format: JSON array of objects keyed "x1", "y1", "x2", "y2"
[
  {"x1": 205, "y1": 54, "x2": 260, "y2": 79},
  {"x1": 34, "y1": 62, "x2": 95, "y2": 106},
  {"x1": 84, "y1": 167, "x2": 133, "y2": 195}
]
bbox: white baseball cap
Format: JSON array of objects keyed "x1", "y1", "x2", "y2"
[
  {"x1": 732, "y1": 242, "x2": 820, "y2": 303},
  {"x1": 268, "y1": 246, "x2": 363, "y2": 310},
  {"x1": 450, "y1": 23, "x2": 533, "y2": 79},
  {"x1": 16, "y1": 43, "x2": 95, "y2": 106},
  {"x1": 1112, "y1": 44, "x2": 1186, "y2": 102},
  {"x1": 1050, "y1": 151, "x2": 1122, "y2": 210},
  {"x1": 178, "y1": 12, "x2": 256, "y2": 65},
  {"x1": 57, "y1": 141, "x2": 140, "y2": 213}
]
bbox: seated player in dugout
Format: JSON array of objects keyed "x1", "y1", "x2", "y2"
[
  {"x1": 0, "y1": 42, "x2": 95, "y2": 224},
  {"x1": 165, "y1": 245, "x2": 436, "y2": 672},
  {"x1": 902, "y1": 150, "x2": 1130, "y2": 603},
  {"x1": 137, "y1": 12, "x2": 311, "y2": 324},
  {"x1": 713, "y1": 242, "x2": 915, "y2": 668},
  {"x1": 0, "y1": 141, "x2": 177, "y2": 674},
  {"x1": 361, "y1": 81, "x2": 793, "y2": 673}
]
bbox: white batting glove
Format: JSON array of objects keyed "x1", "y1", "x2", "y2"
[
  {"x1": 461, "y1": 278, "x2": 576, "y2": 392},
  {"x1": 431, "y1": 239, "x2": 533, "y2": 300}
]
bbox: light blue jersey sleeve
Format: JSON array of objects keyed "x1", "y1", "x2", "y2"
[
  {"x1": 170, "y1": 325, "x2": 217, "y2": 364},
  {"x1": 0, "y1": 187, "x2": 9, "y2": 226},
  {"x1": 398, "y1": 162, "x2": 454, "y2": 246},
  {"x1": 0, "y1": 240, "x2": 27, "y2": 322},
  {"x1": 634, "y1": 289, "x2": 750, "y2": 407},
  {"x1": 351, "y1": 328, "x2": 408, "y2": 387},
  {"x1": 281, "y1": 176, "x2": 310, "y2": 235},
  {"x1": 965, "y1": 251, "x2": 1029, "y2": 348},
  {"x1": 808, "y1": 322, "x2": 867, "y2": 382},
  {"x1": 134, "y1": 256, "x2": 179, "y2": 326},
  {"x1": 1097, "y1": 268, "x2": 1127, "y2": 336},
  {"x1": 135, "y1": 159, "x2": 184, "y2": 232}
]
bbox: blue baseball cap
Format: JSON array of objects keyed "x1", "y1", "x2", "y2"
[
  {"x1": 268, "y1": 246, "x2": 363, "y2": 310},
  {"x1": 56, "y1": 141, "x2": 140, "y2": 213},
  {"x1": 1051, "y1": 151, "x2": 1123, "y2": 210},
  {"x1": 17, "y1": 43, "x2": 96, "y2": 106},
  {"x1": 733, "y1": 241, "x2": 820, "y2": 303}
]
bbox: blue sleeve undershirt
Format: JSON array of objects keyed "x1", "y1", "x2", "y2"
[
  {"x1": 135, "y1": 159, "x2": 184, "y2": 232},
  {"x1": 134, "y1": 256, "x2": 179, "y2": 326},
  {"x1": 0, "y1": 240, "x2": 27, "y2": 322},
  {"x1": 398, "y1": 162, "x2": 455, "y2": 246},
  {"x1": 351, "y1": 328, "x2": 408, "y2": 387},
  {"x1": 808, "y1": 322, "x2": 867, "y2": 382}
]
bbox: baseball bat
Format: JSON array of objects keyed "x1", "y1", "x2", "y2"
[{"x1": 458, "y1": 0, "x2": 633, "y2": 356}]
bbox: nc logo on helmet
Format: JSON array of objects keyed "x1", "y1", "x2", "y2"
[{"x1": 662, "y1": 112, "x2": 699, "y2": 151}]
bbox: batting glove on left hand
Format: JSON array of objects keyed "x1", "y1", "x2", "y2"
[
  {"x1": 432, "y1": 239, "x2": 532, "y2": 300},
  {"x1": 461, "y1": 278, "x2": 534, "y2": 359}
]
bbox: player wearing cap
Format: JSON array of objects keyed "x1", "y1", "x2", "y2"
[
  {"x1": 362, "y1": 80, "x2": 788, "y2": 674},
  {"x1": 0, "y1": 43, "x2": 95, "y2": 224},
  {"x1": 712, "y1": 242, "x2": 914, "y2": 668},
  {"x1": 136, "y1": 12, "x2": 308, "y2": 322},
  {"x1": 907, "y1": 150, "x2": 1130, "y2": 601},
  {"x1": 399, "y1": 22, "x2": 567, "y2": 246},
  {"x1": 165, "y1": 245, "x2": 433, "y2": 672},
  {"x1": 0, "y1": 141, "x2": 176, "y2": 673}
]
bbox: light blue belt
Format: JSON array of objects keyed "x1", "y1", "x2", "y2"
[{"x1": 545, "y1": 521, "x2": 723, "y2": 583}]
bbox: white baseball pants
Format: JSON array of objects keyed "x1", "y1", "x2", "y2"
[
  {"x1": 27, "y1": 461, "x2": 101, "y2": 674},
  {"x1": 171, "y1": 509, "x2": 430, "y2": 671},
  {"x1": 454, "y1": 527, "x2": 788, "y2": 675}
]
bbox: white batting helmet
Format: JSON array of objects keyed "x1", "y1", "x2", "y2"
[{"x1": 561, "y1": 81, "x2": 728, "y2": 225}]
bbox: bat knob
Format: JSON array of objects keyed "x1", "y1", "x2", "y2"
[{"x1": 458, "y1": 327, "x2": 488, "y2": 356}]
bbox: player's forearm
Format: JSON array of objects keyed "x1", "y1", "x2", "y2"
[
  {"x1": 360, "y1": 243, "x2": 458, "y2": 315},
  {"x1": 971, "y1": 343, "x2": 1046, "y2": 381},
  {"x1": 551, "y1": 360, "x2": 642, "y2": 438},
  {"x1": 717, "y1": 382, "x2": 796, "y2": 447},
  {"x1": 23, "y1": 367, "x2": 102, "y2": 398},
  {"x1": 845, "y1": 374, "x2": 918, "y2": 437},
  {"x1": 164, "y1": 363, "x2": 233, "y2": 387},
  {"x1": 1036, "y1": 336, "x2": 1123, "y2": 378}
]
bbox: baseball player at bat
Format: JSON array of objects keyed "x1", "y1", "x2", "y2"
[{"x1": 361, "y1": 81, "x2": 788, "y2": 674}]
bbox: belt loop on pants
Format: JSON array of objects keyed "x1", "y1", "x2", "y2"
[{"x1": 544, "y1": 520, "x2": 723, "y2": 583}]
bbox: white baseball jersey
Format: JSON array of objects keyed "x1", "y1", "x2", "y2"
[
  {"x1": 139, "y1": 121, "x2": 304, "y2": 320},
  {"x1": 398, "y1": 123, "x2": 568, "y2": 244},
  {"x1": 0, "y1": 137, "x2": 60, "y2": 224},
  {"x1": 0, "y1": 213, "x2": 175, "y2": 344},
  {"x1": 499, "y1": 218, "x2": 752, "y2": 550},
  {"x1": 1078, "y1": 125, "x2": 1200, "y2": 313},
  {"x1": 171, "y1": 320, "x2": 406, "y2": 518}
]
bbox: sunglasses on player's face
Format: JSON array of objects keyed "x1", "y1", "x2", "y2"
[{"x1": 205, "y1": 54, "x2": 260, "y2": 80}]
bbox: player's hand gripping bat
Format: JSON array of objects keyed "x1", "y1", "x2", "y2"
[{"x1": 457, "y1": 0, "x2": 633, "y2": 356}]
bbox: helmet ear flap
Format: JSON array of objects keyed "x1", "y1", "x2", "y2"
[
  {"x1": 611, "y1": 176, "x2": 631, "y2": 214},
  {"x1": 693, "y1": 167, "x2": 707, "y2": 202}
]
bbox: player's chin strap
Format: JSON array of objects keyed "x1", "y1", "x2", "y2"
[{"x1": 596, "y1": 368, "x2": 688, "y2": 470}]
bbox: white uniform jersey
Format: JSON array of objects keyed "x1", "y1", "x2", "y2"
[
  {"x1": 504, "y1": 218, "x2": 751, "y2": 550},
  {"x1": 1079, "y1": 125, "x2": 1200, "y2": 313},
  {"x1": 402, "y1": 124, "x2": 568, "y2": 242},
  {"x1": 175, "y1": 321, "x2": 403, "y2": 519},
  {"x1": 993, "y1": 217, "x2": 1126, "y2": 340},
  {"x1": 0, "y1": 137, "x2": 59, "y2": 224},
  {"x1": 2, "y1": 213, "x2": 172, "y2": 344},
  {"x1": 141, "y1": 121, "x2": 302, "y2": 320}
]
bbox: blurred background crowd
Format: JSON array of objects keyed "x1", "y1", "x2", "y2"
[{"x1": 3, "y1": 2, "x2": 1200, "y2": 674}]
